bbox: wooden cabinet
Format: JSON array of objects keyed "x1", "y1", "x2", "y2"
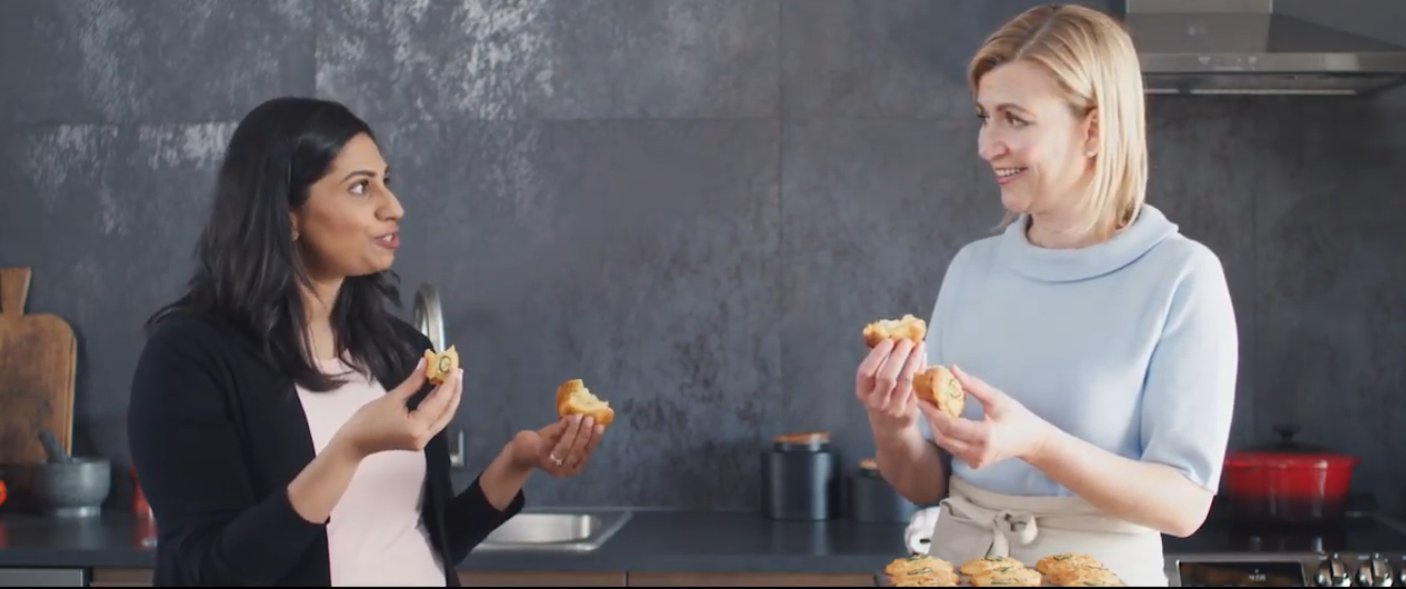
[
  {"x1": 627, "y1": 573, "x2": 874, "y2": 587},
  {"x1": 89, "y1": 568, "x2": 627, "y2": 587},
  {"x1": 89, "y1": 568, "x2": 152, "y2": 587},
  {"x1": 459, "y1": 571, "x2": 626, "y2": 586},
  {"x1": 91, "y1": 568, "x2": 871, "y2": 587}
]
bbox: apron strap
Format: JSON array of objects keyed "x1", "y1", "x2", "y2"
[
  {"x1": 942, "y1": 496, "x2": 1040, "y2": 557},
  {"x1": 931, "y1": 478, "x2": 1169, "y2": 587}
]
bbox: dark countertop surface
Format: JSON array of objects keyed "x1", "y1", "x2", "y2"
[
  {"x1": 0, "y1": 509, "x2": 911, "y2": 574},
  {"x1": 8, "y1": 505, "x2": 1405, "y2": 574}
]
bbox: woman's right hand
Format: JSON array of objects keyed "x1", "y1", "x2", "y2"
[
  {"x1": 855, "y1": 338, "x2": 926, "y2": 433},
  {"x1": 332, "y1": 358, "x2": 464, "y2": 460}
]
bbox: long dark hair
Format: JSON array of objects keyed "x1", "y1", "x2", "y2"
[{"x1": 148, "y1": 96, "x2": 411, "y2": 392}]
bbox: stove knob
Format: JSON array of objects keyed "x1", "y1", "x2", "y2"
[
  {"x1": 1373, "y1": 556, "x2": 1395, "y2": 587},
  {"x1": 1358, "y1": 556, "x2": 1395, "y2": 587},
  {"x1": 1317, "y1": 556, "x2": 1350, "y2": 587}
]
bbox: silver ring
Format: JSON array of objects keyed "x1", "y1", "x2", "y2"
[{"x1": 550, "y1": 453, "x2": 564, "y2": 467}]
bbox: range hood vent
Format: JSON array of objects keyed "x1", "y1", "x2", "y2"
[{"x1": 1116, "y1": 0, "x2": 1406, "y2": 96}]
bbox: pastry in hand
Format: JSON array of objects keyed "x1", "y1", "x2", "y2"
[
  {"x1": 423, "y1": 346, "x2": 459, "y2": 386},
  {"x1": 862, "y1": 314, "x2": 927, "y2": 348},
  {"x1": 555, "y1": 379, "x2": 615, "y2": 429},
  {"x1": 913, "y1": 365, "x2": 965, "y2": 418}
]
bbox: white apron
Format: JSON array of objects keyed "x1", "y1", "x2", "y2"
[{"x1": 926, "y1": 476, "x2": 1169, "y2": 586}]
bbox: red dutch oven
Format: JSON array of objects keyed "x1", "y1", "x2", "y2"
[{"x1": 1221, "y1": 425, "x2": 1360, "y2": 525}]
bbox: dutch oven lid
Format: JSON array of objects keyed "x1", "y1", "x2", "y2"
[{"x1": 1224, "y1": 425, "x2": 1360, "y2": 468}]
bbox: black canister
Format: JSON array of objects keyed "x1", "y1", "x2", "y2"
[
  {"x1": 761, "y1": 431, "x2": 839, "y2": 521},
  {"x1": 846, "y1": 458, "x2": 918, "y2": 523}
]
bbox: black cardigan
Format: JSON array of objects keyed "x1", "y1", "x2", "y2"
[{"x1": 127, "y1": 310, "x2": 524, "y2": 587}]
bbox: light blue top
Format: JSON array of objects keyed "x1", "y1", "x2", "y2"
[{"x1": 919, "y1": 204, "x2": 1239, "y2": 497}]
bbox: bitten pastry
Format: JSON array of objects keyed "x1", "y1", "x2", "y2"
[
  {"x1": 913, "y1": 365, "x2": 965, "y2": 418},
  {"x1": 555, "y1": 379, "x2": 615, "y2": 429},
  {"x1": 423, "y1": 346, "x2": 459, "y2": 386},
  {"x1": 862, "y1": 314, "x2": 927, "y2": 348}
]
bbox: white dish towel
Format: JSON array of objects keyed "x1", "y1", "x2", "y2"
[{"x1": 904, "y1": 506, "x2": 942, "y2": 555}]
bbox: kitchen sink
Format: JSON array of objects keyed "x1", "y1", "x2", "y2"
[{"x1": 473, "y1": 510, "x2": 632, "y2": 552}]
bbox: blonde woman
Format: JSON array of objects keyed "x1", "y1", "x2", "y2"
[{"x1": 856, "y1": 5, "x2": 1237, "y2": 586}]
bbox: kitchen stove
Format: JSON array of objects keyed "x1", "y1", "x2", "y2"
[{"x1": 1165, "y1": 496, "x2": 1406, "y2": 587}]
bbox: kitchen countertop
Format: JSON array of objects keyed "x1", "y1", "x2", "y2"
[
  {"x1": 0, "y1": 510, "x2": 912, "y2": 573},
  {"x1": 14, "y1": 507, "x2": 1395, "y2": 575}
]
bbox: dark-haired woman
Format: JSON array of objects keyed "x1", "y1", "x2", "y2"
[{"x1": 127, "y1": 96, "x2": 606, "y2": 587}]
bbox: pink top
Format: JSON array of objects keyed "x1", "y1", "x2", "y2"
[{"x1": 296, "y1": 357, "x2": 447, "y2": 587}]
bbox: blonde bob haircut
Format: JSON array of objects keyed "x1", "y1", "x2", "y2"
[{"x1": 968, "y1": 4, "x2": 1149, "y2": 241}]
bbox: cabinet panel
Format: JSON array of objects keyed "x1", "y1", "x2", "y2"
[
  {"x1": 459, "y1": 571, "x2": 626, "y2": 587},
  {"x1": 90, "y1": 568, "x2": 152, "y2": 587},
  {"x1": 92, "y1": 568, "x2": 628, "y2": 587},
  {"x1": 91, "y1": 568, "x2": 874, "y2": 587},
  {"x1": 627, "y1": 572, "x2": 874, "y2": 587}
]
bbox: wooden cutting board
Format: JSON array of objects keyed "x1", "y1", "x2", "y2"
[{"x1": 0, "y1": 267, "x2": 77, "y2": 464}]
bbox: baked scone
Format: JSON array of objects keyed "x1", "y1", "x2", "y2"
[
  {"x1": 889, "y1": 567, "x2": 959, "y2": 587},
  {"x1": 862, "y1": 314, "x2": 927, "y2": 348},
  {"x1": 555, "y1": 379, "x2": 615, "y2": 429},
  {"x1": 959, "y1": 555, "x2": 1024, "y2": 577},
  {"x1": 913, "y1": 365, "x2": 965, "y2": 418},
  {"x1": 423, "y1": 346, "x2": 459, "y2": 386},
  {"x1": 885, "y1": 555, "x2": 953, "y2": 576},
  {"x1": 1048, "y1": 566, "x2": 1126, "y2": 587},
  {"x1": 893, "y1": 579, "x2": 953, "y2": 588},
  {"x1": 969, "y1": 566, "x2": 1042, "y2": 587},
  {"x1": 892, "y1": 570, "x2": 959, "y2": 587},
  {"x1": 1036, "y1": 553, "x2": 1105, "y2": 576}
]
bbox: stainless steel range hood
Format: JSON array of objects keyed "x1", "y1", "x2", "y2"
[{"x1": 1117, "y1": 0, "x2": 1406, "y2": 96}]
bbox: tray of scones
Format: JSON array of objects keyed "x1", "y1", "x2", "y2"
[{"x1": 878, "y1": 553, "x2": 1126, "y2": 587}]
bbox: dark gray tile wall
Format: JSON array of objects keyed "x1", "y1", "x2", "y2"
[{"x1": 2, "y1": 0, "x2": 1403, "y2": 515}]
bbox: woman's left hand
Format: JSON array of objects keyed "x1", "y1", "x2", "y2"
[
  {"x1": 510, "y1": 414, "x2": 605, "y2": 478},
  {"x1": 918, "y1": 365, "x2": 1054, "y2": 470}
]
